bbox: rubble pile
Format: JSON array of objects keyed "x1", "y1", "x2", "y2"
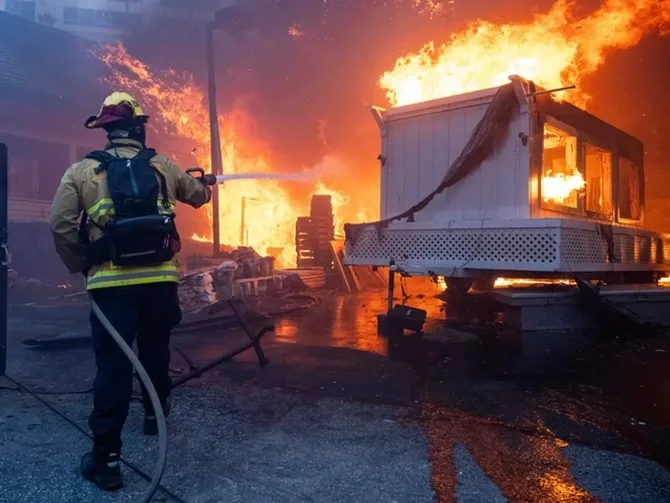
[
  {"x1": 228, "y1": 247, "x2": 272, "y2": 278},
  {"x1": 178, "y1": 271, "x2": 216, "y2": 310},
  {"x1": 178, "y1": 246, "x2": 279, "y2": 313},
  {"x1": 211, "y1": 260, "x2": 238, "y2": 301}
]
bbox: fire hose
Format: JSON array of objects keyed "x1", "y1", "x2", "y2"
[{"x1": 89, "y1": 296, "x2": 271, "y2": 503}]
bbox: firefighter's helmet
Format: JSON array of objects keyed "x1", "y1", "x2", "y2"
[{"x1": 85, "y1": 92, "x2": 149, "y2": 129}]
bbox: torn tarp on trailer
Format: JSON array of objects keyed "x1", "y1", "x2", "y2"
[{"x1": 344, "y1": 83, "x2": 519, "y2": 246}]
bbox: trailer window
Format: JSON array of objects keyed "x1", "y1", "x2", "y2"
[
  {"x1": 584, "y1": 143, "x2": 613, "y2": 218},
  {"x1": 541, "y1": 123, "x2": 582, "y2": 209},
  {"x1": 619, "y1": 157, "x2": 642, "y2": 221}
]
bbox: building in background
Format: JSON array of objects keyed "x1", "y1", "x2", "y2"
[
  {"x1": 0, "y1": 0, "x2": 237, "y2": 43},
  {"x1": 0, "y1": 8, "x2": 106, "y2": 284}
]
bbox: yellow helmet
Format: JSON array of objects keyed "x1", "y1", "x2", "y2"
[{"x1": 85, "y1": 91, "x2": 149, "y2": 129}]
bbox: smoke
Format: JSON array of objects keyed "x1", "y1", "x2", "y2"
[{"x1": 125, "y1": 0, "x2": 461, "y2": 165}]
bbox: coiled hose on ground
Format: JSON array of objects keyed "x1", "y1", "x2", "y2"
[{"x1": 90, "y1": 296, "x2": 167, "y2": 503}]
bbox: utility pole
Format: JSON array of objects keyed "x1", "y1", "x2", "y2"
[
  {"x1": 206, "y1": 4, "x2": 251, "y2": 256},
  {"x1": 206, "y1": 22, "x2": 223, "y2": 257},
  {"x1": 240, "y1": 196, "x2": 246, "y2": 246}
]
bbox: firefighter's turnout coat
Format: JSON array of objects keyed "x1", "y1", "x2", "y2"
[{"x1": 50, "y1": 138, "x2": 211, "y2": 290}]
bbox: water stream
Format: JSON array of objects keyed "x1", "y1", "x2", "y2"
[{"x1": 215, "y1": 171, "x2": 320, "y2": 184}]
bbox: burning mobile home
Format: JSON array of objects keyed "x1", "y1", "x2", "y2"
[{"x1": 344, "y1": 75, "x2": 670, "y2": 289}]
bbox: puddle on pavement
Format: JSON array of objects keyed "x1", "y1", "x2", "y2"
[
  {"x1": 270, "y1": 283, "x2": 601, "y2": 385},
  {"x1": 271, "y1": 285, "x2": 447, "y2": 355}
]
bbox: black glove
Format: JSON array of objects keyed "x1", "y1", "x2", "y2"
[{"x1": 202, "y1": 174, "x2": 217, "y2": 186}]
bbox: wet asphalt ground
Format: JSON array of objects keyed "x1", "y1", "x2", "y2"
[{"x1": 2, "y1": 280, "x2": 670, "y2": 502}]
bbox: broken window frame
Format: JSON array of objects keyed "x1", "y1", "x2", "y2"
[
  {"x1": 538, "y1": 117, "x2": 623, "y2": 223},
  {"x1": 616, "y1": 156, "x2": 644, "y2": 225},
  {"x1": 539, "y1": 117, "x2": 584, "y2": 217},
  {"x1": 582, "y1": 136, "x2": 614, "y2": 221}
]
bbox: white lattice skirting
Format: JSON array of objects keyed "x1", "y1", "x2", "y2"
[{"x1": 343, "y1": 219, "x2": 670, "y2": 276}]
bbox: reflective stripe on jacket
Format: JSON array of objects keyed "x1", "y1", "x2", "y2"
[
  {"x1": 85, "y1": 263, "x2": 181, "y2": 290},
  {"x1": 49, "y1": 138, "x2": 212, "y2": 290},
  {"x1": 85, "y1": 197, "x2": 175, "y2": 220}
]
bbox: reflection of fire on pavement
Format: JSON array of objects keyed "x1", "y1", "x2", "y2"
[
  {"x1": 437, "y1": 277, "x2": 575, "y2": 289},
  {"x1": 422, "y1": 403, "x2": 596, "y2": 503}
]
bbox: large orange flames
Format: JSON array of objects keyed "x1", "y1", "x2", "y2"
[
  {"x1": 380, "y1": 0, "x2": 670, "y2": 107},
  {"x1": 95, "y1": 44, "x2": 371, "y2": 267},
  {"x1": 380, "y1": 0, "x2": 669, "y2": 207}
]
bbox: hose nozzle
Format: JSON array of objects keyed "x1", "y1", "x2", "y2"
[{"x1": 185, "y1": 168, "x2": 217, "y2": 186}]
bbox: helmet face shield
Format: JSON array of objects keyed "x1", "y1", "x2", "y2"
[{"x1": 85, "y1": 92, "x2": 149, "y2": 129}]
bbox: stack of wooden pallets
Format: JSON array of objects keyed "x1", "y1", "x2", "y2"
[{"x1": 295, "y1": 195, "x2": 335, "y2": 270}]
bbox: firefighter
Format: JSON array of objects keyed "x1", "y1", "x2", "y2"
[{"x1": 49, "y1": 92, "x2": 212, "y2": 490}]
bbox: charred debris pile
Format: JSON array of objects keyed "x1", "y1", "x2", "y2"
[{"x1": 179, "y1": 244, "x2": 328, "y2": 316}]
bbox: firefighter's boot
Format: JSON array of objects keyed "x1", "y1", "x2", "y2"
[
  {"x1": 143, "y1": 395, "x2": 171, "y2": 436},
  {"x1": 80, "y1": 443, "x2": 122, "y2": 491}
]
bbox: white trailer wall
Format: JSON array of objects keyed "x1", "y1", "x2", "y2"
[{"x1": 380, "y1": 87, "x2": 530, "y2": 222}]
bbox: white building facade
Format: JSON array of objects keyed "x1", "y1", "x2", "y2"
[{"x1": 0, "y1": 0, "x2": 237, "y2": 43}]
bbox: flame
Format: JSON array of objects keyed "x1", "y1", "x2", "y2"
[
  {"x1": 380, "y1": 0, "x2": 670, "y2": 107},
  {"x1": 191, "y1": 233, "x2": 211, "y2": 243},
  {"x1": 438, "y1": 277, "x2": 575, "y2": 289},
  {"x1": 494, "y1": 278, "x2": 575, "y2": 287},
  {"x1": 94, "y1": 44, "x2": 368, "y2": 267},
  {"x1": 288, "y1": 25, "x2": 304, "y2": 37},
  {"x1": 413, "y1": 0, "x2": 446, "y2": 16},
  {"x1": 542, "y1": 171, "x2": 586, "y2": 204},
  {"x1": 310, "y1": 181, "x2": 372, "y2": 238}
]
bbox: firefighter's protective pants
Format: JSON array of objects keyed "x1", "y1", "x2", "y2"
[{"x1": 88, "y1": 282, "x2": 181, "y2": 449}]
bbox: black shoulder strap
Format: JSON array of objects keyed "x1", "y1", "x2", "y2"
[
  {"x1": 77, "y1": 150, "x2": 114, "y2": 241},
  {"x1": 132, "y1": 148, "x2": 157, "y2": 162},
  {"x1": 86, "y1": 150, "x2": 116, "y2": 163},
  {"x1": 85, "y1": 151, "x2": 117, "y2": 174},
  {"x1": 78, "y1": 211, "x2": 89, "y2": 245},
  {"x1": 135, "y1": 149, "x2": 171, "y2": 209}
]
